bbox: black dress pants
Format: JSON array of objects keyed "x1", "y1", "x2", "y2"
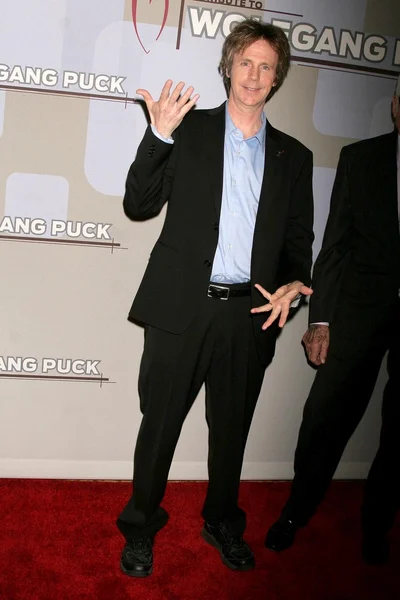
[
  {"x1": 283, "y1": 299, "x2": 400, "y2": 536},
  {"x1": 117, "y1": 289, "x2": 268, "y2": 540}
]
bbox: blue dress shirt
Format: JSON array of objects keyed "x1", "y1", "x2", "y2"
[
  {"x1": 210, "y1": 108, "x2": 266, "y2": 283},
  {"x1": 151, "y1": 106, "x2": 266, "y2": 284},
  {"x1": 151, "y1": 109, "x2": 302, "y2": 307}
]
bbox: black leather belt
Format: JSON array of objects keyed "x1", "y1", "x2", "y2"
[{"x1": 207, "y1": 283, "x2": 251, "y2": 300}]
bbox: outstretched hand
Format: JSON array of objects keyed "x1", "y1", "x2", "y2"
[
  {"x1": 136, "y1": 80, "x2": 200, "y2": 139},
  {"x1": 250, "y1": 281, "x2": 313, "y2": 329}
]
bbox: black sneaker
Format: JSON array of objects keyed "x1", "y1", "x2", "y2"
[
  {"x1": 265, "y1": 517, "x2": 298, "y2": 552},
  {"x1": 120, "y1": 537, "x2": 153, "y2": 577},
  {"x1": 201, "y1": 521, "x2": 255, "y2": 571}
]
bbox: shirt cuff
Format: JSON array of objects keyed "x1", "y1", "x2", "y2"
[
  {"x1": 310, "y1": 322, "x2": 330, "y2": 326},
  {"x1": 290, "y1": 294, "x2": 301, "y2": 309},
  {"x1": 150, "y1": 124, "x2": 174, "y2": 144}
]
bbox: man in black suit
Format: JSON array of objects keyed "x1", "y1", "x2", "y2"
[
  {"x1": 117, "y1": 19, "x2": 314, "y2": 577},
  {"x1": 265, "y1": 76, "x2": 400, "y2": 565}
]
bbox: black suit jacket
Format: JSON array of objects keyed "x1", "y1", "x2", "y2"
[
  {"x1": 123, "y1": 103, "x2": 314, "y2": 364},
  {"x1": 310, "y1": 131, "x2": 400, "y2": 354}
]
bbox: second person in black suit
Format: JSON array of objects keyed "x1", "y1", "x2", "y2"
[{"x1": 265, "y1": 78, "x2": 400, "y2": 565}]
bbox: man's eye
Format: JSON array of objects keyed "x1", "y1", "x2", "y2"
[
  {"x1": 262, "y1": 65, "x2": 270, "y2": 70},
  {"x1": 241, "y1": 61, "x2": 249, "y2": 66}
]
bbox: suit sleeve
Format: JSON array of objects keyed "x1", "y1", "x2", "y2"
[
  {"x1": 309, "y1": 146, "x2": 353, "y2": 323},
  {"x1": 123, "y1": 125, "x2": 178, "y2": 221},
  {"x1": 278, "y1": 148, "x2": 314, "y2": 288}
]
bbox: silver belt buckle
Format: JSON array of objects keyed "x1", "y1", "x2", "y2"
[{"x1": 208, "y1": 284, "x2": 230, "y2": 300}]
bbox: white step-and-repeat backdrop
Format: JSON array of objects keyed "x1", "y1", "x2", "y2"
[{"x1": 0, "y1": 0, "x2": 398, "y2": 479}]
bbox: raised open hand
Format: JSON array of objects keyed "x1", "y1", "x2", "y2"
[{"x1": 136, "y1": 79, "x2": 200, "y2": 139}]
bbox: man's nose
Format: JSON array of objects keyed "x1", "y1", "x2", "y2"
[{"x1": 249, "y1": 67, "x2": 258, "y2": 80}]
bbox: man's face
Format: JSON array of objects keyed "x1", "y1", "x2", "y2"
[
  {"x1": 392, "y1": 95, "x2": 400, "y2": 133},
  {"x1": 228, "y1": 39, "x2": 279, "y2": 110}
]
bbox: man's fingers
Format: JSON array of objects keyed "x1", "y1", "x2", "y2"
[
  {"x1": 272, "y1": 284, "x2": 288, "y2": 300},
  {"x1": 184, "y1": 94, "x2": 200, "y2": 111},
  {"x1": 308, "y1": 340, "x2": 330, "y2": 366},
  {"x1": 302, "y1": 330, "x2": 310, "y2": 345},
  {"x1": 170, "y1": 81, "x2": 186, "y2": 103},
  {"x1": 304, "y1": 343, "x2": 312, "y2": 362},
  {"x1": 178, "y1": 93, "x2": 200, "y2": 117},
  {"x1": 308, "y1": 343, "x2": 322, "y2": 365},
  {"x1": 278, "y1": 306, "x2": 290, "y2": 328},
  {"x1": 299, "y1": 285, "x2": 313, "y2": 296},
  {"x1": 261, "y1": 314, "x2": 276, "y2": 330},
  {"x1": 177, "y1": 86, "x2": 194, "y2": 107},
  {"x1": 319, "y1": 340, "x2": 330, "y2": 364},
  {"x1": 254, "y1": 283, "x2": 272, "y2": 301},
  {"x1": 250, "y1": 303, "x2": 272, "y2": 314},
  {"x1": 159, "y1": 79, "x2": 173, "y2": 100},
  {"x1": 302, "y1": 325, "x2": 330, "y2": 365},
  {"x1": 136, "y1": 88, "x2": 153, "y2": 105},
  {"x1": 253, "y1": 283, "x2": 300, "y2": 327},
  {"x1": 262, "y1": 305, "x2": 281, "y2": 330}
]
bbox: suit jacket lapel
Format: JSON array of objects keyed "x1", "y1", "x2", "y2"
[
  {"x1": 383, "y1": 130, "x2": 398, "y2": 219},
  {"x1": 202, "y1": 103, "x2": 226, "y2": 219},
  {"x1": 258, "y1": 120, "x2": 285, "y2": 209},
  {"x1": 374, "y1": 131, "x2": 398, "y2": 244},
  {"x1": 385, "y1": 132, "x2": 400, "y2": 257},
  {"x1": 251, "y1": 121, "x2": 285, "y2": 266}
]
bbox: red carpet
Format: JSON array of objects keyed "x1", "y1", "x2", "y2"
[{"x1": 0, "y1": 479, "x2": 398, "y2": 600}]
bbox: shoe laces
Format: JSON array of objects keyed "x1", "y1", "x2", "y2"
[
  {"x1": 220, "y1": 528, "x2": 249, "y2": 558},
  {"x1": 128, "y1": 537, "x2": 152, "y2": 560}
]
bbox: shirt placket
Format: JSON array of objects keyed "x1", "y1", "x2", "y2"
[{"x1": 226, "y1": 130, "x2": 242, "y2": 276}]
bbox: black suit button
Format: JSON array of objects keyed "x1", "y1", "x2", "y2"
[
  {"x1": 213, "y1": 223, "x2": 219, "y2": 231},
  {"x1": 204, "y1": 260, "x2": 211, "y2": 268}
]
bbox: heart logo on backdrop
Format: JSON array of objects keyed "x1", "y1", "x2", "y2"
[{"x1": 132, "y1": 0, "x2": 170, "y2": 54}]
